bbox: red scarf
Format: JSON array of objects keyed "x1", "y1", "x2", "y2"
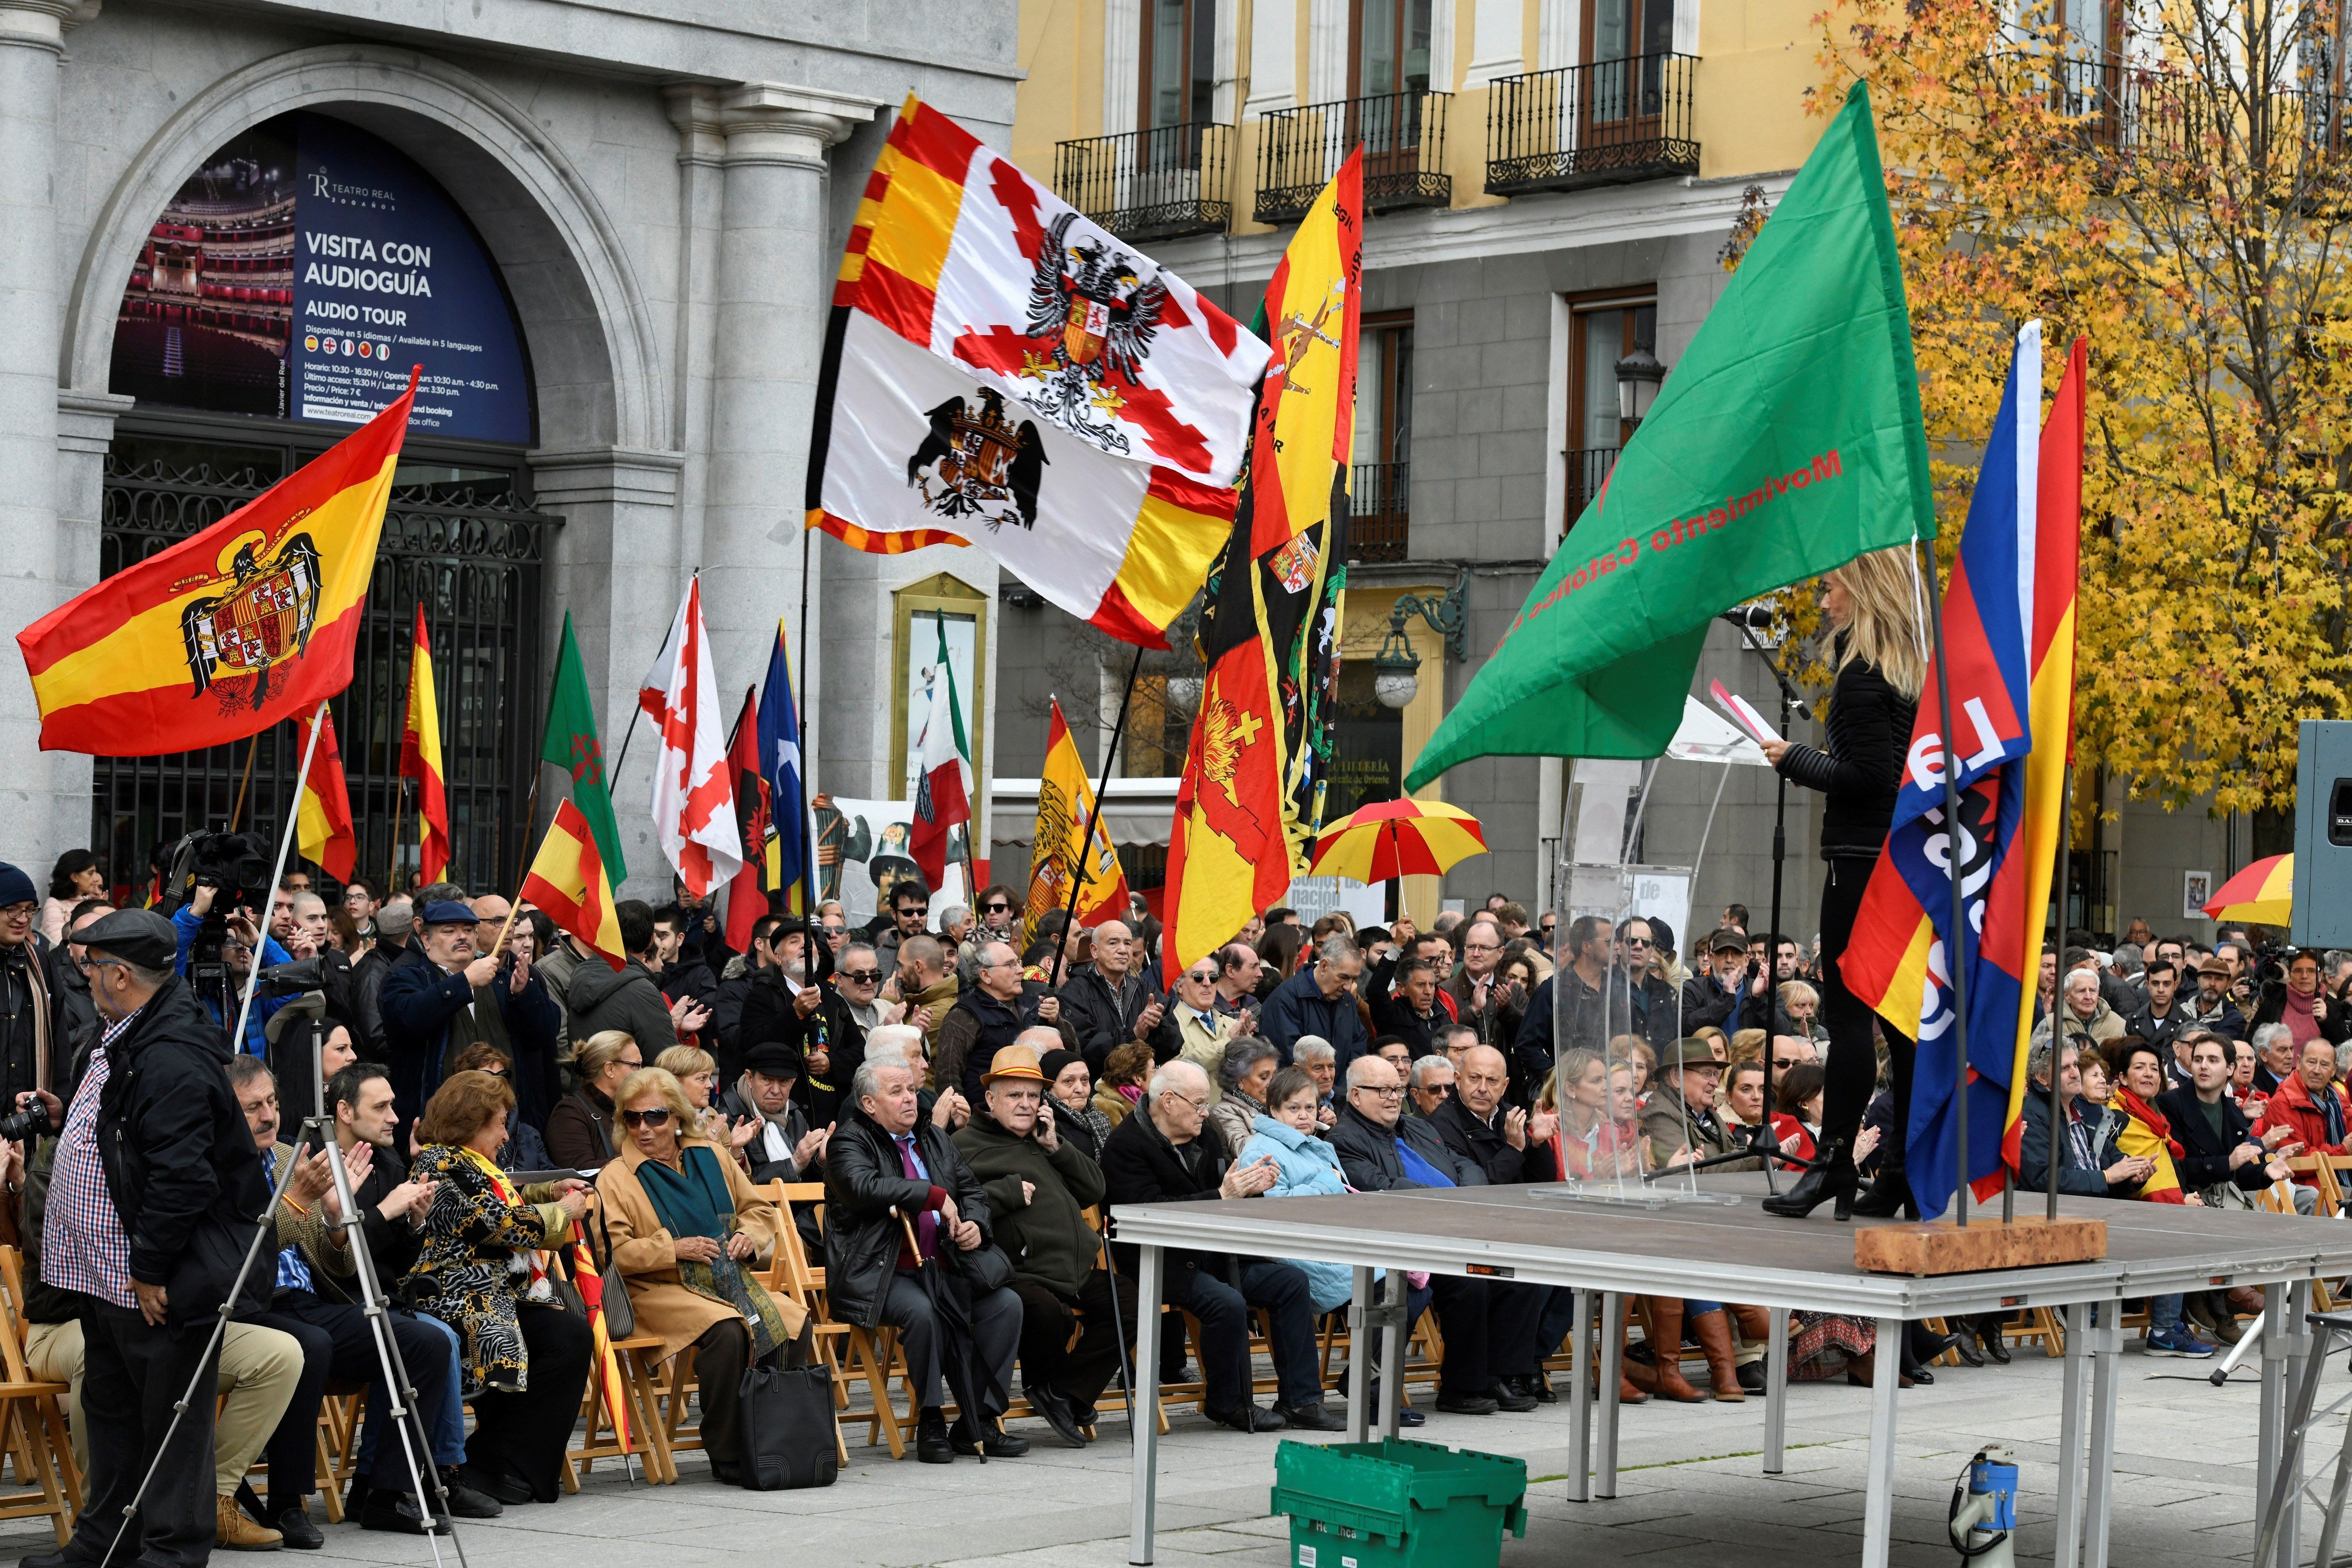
[{"x1": 2114, "y1": 1086, "x2": 2184, "y2": 1160}]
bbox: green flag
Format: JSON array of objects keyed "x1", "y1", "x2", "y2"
[
  {"x1": 1405, "y1": 83, "x2": 1935, "y2": 788},
  {"x1": 541, "y1": 611, "x2": 628, "y2": 881}
]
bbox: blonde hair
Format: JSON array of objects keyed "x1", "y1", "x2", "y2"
[
  {"x1": 577, "y1": 1031, "x2": 638, "y2": 1084},
  {"x1": 656, "y1": 1045, "x2": 715, "y2": 1080},
  {"x1": 613, "y1": 1067, "x2": 700, "y2": 1131},
  {"x1": 1825, "y1": 545, "x2": 1927, "y2": 699},
  {"x1": 1728, "y1": 1028, "x2": 1767, "y2": 1067}
]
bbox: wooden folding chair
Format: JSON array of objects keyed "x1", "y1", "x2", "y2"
[
  {"x1": 0, "y1": 1247, "x2": 78, "y2": 1543},
  {"x1": 309, "y1": 1385, "x2": 367, "y2": 1523},
  {"x1": 2286, "y1": 1155, "x2": 2342, "y2": 1216},
  {"x1": 2002, "y1": 1307, "x2": 2066, "y2": 1359},
  {"x1": 756, "y1": 1182, "x2": 853, "y2": 1467}
]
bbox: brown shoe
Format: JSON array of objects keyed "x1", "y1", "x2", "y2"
[
  {"x1": 2228, "y1": 1287, "x2": 2265, "y2": 1318},
  {"x1": 1728, "y1": 1303, "x2": 1773, "y2": 1345},
  {"x1": 1589, "y1": 1306, "x2": 1647, "y2": 1404},
  {"x1": 216, "y1": 1494, "x2": 283, "y2": 1551},
  {"x1": 1623, "y1": 1298, "x2": 1705, "y2": 1403},
  {"x1": 1846, "y1": 1351, "x2": 1914, "y2": 1389},
  {"x1": 1693, "y1": 1307, "x2": 1745, "y2": 1402}
]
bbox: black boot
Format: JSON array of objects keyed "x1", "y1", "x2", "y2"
[
  {"x1": 1761, "y1": 1140, "x2": 1856, "y2": 1220},
  {"x1": 1850, "y1": 1157, "x2": 1909, "y2": 1218}
]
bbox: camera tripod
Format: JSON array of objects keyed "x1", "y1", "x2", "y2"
[{"x1": 95, "y1": 1035, "x2": 465, "y2": 1568}]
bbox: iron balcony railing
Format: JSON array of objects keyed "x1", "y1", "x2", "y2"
[
  {"x1": 1350, "y1": 460, "x2": 1409, "y2": 562},
  {"x1": 1565, "y1": 446, "x2": 1619, "y2": 536},
  {"x1": 1486, "y1": 54, "x2": 1701, "y2": 195},
  {"x1": 2042, "y1": 52, "x2": 2206, "y2": 164},
  {"x1": 1053, "y1": 122, "x2": 1234, "y2": 243},
  {"x1": 1256, "y1": 91, "x2": 1452, "y2": 226}
]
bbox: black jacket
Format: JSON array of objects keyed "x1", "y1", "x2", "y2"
[
  {"x1": 0, "y1": 937, "x2": 57, "y2": 1106},
  {"x1": 1098, "y1": 1105, "x2": 1231, "y2": 1288},
  {"x1": 718, "y1": 1084, "x2": 818, "y2": 1186},
  {"x1": 2127, "y1": 1001, "x2": 2196, "y2": 1062},
  {"x1": 2017, "y1": 1094, "x2": 2134, "y2": 1199},
  {"x1": 1374, "y1": 993, "x2": 1448, "y2": 1058},
  {"x1": 1328, "y1": 1102, "x2": 1486, "y2": 1192},
  {"x1": 1428, "y1": 1095, "x2": 1532, "y2": 1185},
  {"x1": 1775, "y1": 650, "x2": 1918, "y2": 860},
  {"x1": 933, "y1": 986, "x2": 1035, "y2": 1105},
  {"x1": 1060, "y1": 968, "x2": 1158, "y2": 1070},
  {"x1": 1681, "y1": 972, "x2": 1766, "y2": 1037},
  {"x1": 658, "y1": 954, "x2": 719, "y2": 1008},
  {"x1": 42, "y1": 939, "x2": 97, "y2": 1092},
  {"x1": 93, "y1": 976, "x2": 271, "y2": 1328},
  {"x1": 822, "y1": 1102, "x2": 993, "y2": 1330},
  {"x1": 2154, "y1": 1084, "x2": 2270, "y2": 1193}
]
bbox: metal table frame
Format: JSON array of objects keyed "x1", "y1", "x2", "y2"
[{"x1": 1112, "y1": 1187, "x2": 2352, "y2": 1568}]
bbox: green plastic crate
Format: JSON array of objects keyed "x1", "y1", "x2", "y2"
[{"x1": 1269, "y1": 1438, "x2": 1529, "y2": 1568}]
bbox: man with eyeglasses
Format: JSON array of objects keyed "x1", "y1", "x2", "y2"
[
  {"x1": 1163, "y1": 958, "x2": 1240, "y2": 1086},
  {"x1": 49, "y1": 898, "x2": 112, "y2": 1083},
  {"x1": 833, "y1": 942, "x2": 888, "y2": 1035},
  {"x1": 1059, "y1": 920, "x2": 1162, "y2": 1071},
  {"x1": 871, "y1": 884, "x2": 933, "y2": 975},
  {"x1": 1099, "y1": 1059, "x2": 1338, "y2": 1433},
  {"x1": 1536, "y1": 911, "x2": 1559, "y2": 955},
  {"x1": 1261, "y1": 936, "x2": 1368, "y2": 1072},
  {"x1": 1440, "y1": 920, "x2": 1522, "y2": 1057},
  {"x1": 1514, "y1": 915, "x2": 1622, "y2": 1081},
  {"x1": 935, "y1": 941, "x2": 1074, "y2": 1105},
  {"x1": 1612, "y1": 918, "x2": 1679, "y2": 1053}
]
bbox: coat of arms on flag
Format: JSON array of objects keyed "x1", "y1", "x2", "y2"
[{"x1": 179, "y1": 529, "x2": 325, "y2": 706}]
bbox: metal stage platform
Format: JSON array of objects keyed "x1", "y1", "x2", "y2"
[{"x1": 1108, "y1": 1177, "x2": 2352, "y2": 1568}]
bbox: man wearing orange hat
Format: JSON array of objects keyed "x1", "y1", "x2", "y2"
[{"x1": 955, "y1": 1032, "x2": 1136, "y2": 1449}]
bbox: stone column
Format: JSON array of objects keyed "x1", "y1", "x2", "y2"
[
  {"x1": 0, "y1": 2, "x2": 80, "y2": 869},
  {"x1": 698, "y1": 83, "x2": 877, "y2": 782}
]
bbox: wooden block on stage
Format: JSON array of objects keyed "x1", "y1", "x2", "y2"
[{"x1": 1854, "y1": 1216, "x2": 2108, "y2": 1276}]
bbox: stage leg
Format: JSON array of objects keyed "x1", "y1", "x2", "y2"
[
  {"x1": 1567, "y1": 1288, "x2": 1594, "y2": 1503},
  {"x1": 1129, "y1": 1244, "x2": 1163, "y2": 1567},
  {"x1": 2053, "y1": 1300, "x2": 2088, "y2": 1568},
  {"x1": 1763, "y1": 1306, "x2": 1789, "y2": 1475},
  {"x1": 2279, "y1": 1281, "x2": 2311, "y2": 1568},
  {"x1": 1597, "y1": 1292, "x2": 1625, "y2": 1499},
  {"x1": 1860, "y1": 1315, "x2": 1903, "y2": 1568},
  {"x1": 1379, "y1": 1266, "x2": 1405, "y2": 1441},
  {"x1": 1346, "y1": 1266, "x2": 1374, "y2": 1444},
  {"x1": 2082, "y1": 1311, "x2": 2121, "y2": 1568},
  {"x1": 2260, "y1": 1280, "x2": 2287, "y2": 1568}
]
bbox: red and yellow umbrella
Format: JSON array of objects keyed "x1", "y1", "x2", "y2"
[
  {"x1": 2203, "y1": 854, "x2": 2292, "y2": 925},
  {"x1": 1308, "y1": 798, "x2": 1487, "y2": 883}
]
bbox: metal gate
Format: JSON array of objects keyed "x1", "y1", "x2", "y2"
[{"x1": 93, "y1": 424, "x2": 555, "y2": 899}]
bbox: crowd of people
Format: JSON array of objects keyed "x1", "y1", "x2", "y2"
[{"x1": 1, "y1": 822, "x2": 2342, "y2": 1567}]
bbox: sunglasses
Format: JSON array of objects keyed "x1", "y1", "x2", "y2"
[
  {"x1": 841, "y1": 969, "x2": 881, "y2": 983},
  {"x1": 620, "y1": 1108, "x2": 673, "y2": 1129},
  {"x1": 983, "y1": 902, "x2": 1012, "y2": 913}
]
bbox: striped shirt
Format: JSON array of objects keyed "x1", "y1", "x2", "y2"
[{"x1": 41, "y1": 1008, "x2": 141, "y2": 1309}]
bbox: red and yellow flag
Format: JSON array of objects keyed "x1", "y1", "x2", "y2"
[
  {"x1": 400, "y1": 604, "x2": 451, "y2": 886},
  {"x1": 520, "y1": 799, "x2": 626, "y2": 972},
  {"x1": 18, "y1": 371, "x2": 417, "y2": 754},
  {"x1": 1021, "y1": 701, "x2": 1128, "y2": 950},
  {"x1": 296, "y1": 708, "x2": 356, "y2": 882}
]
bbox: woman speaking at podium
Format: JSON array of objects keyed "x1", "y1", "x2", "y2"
[{"x1": 1756, "y1": 548, "x2": 1925, "y2": 1222}]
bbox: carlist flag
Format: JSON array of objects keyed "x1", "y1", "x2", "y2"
[
  {"x1": 1405, "y1": 84, "x2": 1936, "y2": 786},
  {"x1": 1023, "y1": 700, "x2": 1128, "y2": 948},
  {"x1": 520, "y1": 798, "x2": 628, "y2": 972},
  {"x1": 20, "y1": 370, "x2": 419, "y2": 753},
  {"x1": 806, "y1": 96, "x2": 1271, "y2": 648},
  {"x1": 295, "y1": 707, "x2": 356, "y2": 882},
  {"x1": 400, "y1": 604, "x2": 451, "y2": 887},
  {"x1": 642, "y1": 577, "x2": 740, "y2": 897}
]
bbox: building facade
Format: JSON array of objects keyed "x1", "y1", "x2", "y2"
[{"x1": 1, "y1": 0, "x2": 1018, "y2": 902}]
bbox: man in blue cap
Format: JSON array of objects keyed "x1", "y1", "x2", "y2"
[{"x1": 377, "y1": 901, "x2": 500, "y2": 1124}]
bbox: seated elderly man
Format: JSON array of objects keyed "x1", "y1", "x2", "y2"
[
  {"x1": 1100, "y1": 1058, "x2": 1342, "y2": 1433},
  {"x1": 953, "y1": 1032, "x2": 1138, "y2": 1449},
  {"x1": 1295, "y1": 1035, "x2": 1339, "y2": 1127},
  {"x1": 825, "y1": 1052, "x2": 1027, "y2": 1461},
  {"x1": 719, "y1": 1039, "x2": 829, "y2": 1185},
  {"x1": 867, "y1": 1022, "x2": 972, "y2": 1132},
  {"x1": 1408, "y1": 1054, "x2": 1456, "y2": 1119},
  {"x1": 1329, "y1": 1054, "x2": 1538, "y2": 1415},
  {"x1": 1641, "y1": 1037, "x2": 1752, "y2": 1171}
]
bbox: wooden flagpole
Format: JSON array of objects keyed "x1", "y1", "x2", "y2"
[{"x1": 1048, "y1": 646, "x2": 1143, "y2": 990}]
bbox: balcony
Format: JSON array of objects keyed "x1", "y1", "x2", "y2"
[
  {"x1": 1350, "y1": 460, "x2": 1409, "y2": 562},
  {"x1": 1487, "y1": 55, "x2": 1700, "y2": 195},
  {"x1": 1255, "y1": 92, "x2": 1453, "y2": 226},
  {"x1": 1053, "y1": 123, "x2": 1234, "y2": 243},
  {"x1": 1565, "y1": 446, "x2": 1618, "y2": 535},
  {"x1": 2041, "y1": 53, "x2": 2205, "y2": 166}
]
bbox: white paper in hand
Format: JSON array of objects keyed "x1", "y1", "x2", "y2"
[{"x1": 1708, "y1": 679, "x2": 1785, "y2": 748}]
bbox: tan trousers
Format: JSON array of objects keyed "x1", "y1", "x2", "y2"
[{"x1": 27, "y1": 1318, "x2": 307, "y2": 1495}]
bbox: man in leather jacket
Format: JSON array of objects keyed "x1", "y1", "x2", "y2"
[
  {"x1": 823, "y1": 1054, "x2": 1026, "y2": 1462},
  {"x1": 27, "y1": 909, "x2": 271, "y2": 1568}
]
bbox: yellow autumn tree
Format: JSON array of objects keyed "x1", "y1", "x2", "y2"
[{"x1": 1808, "y1": 0, "x2": 2352, "y2": 839}]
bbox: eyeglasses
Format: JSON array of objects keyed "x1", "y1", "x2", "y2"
[
  {"x1": 983, "y1": 901, "x2": 1012, "y2": 913},
  {"x1": 620, "y1": 1108, "x2": 672, "y2": 1128},
  {"x1": 841, "y1": 969, "x2": 880, "y2": 984},
  {"x1": 1185, "y1": 971, "x2": 1216, "y2": 984},
  {"x1": 1356, "y1": 1085, "x2": 1406, "y2": 1100},
  {"x1": 1772, "y1": 1057, "x2": 1802, "y2": 1069},
  {"x1": 1464, "y1": 940, "x2": 1500, "y2": 953},
  {"x1": 480, "y1": 1066, "x2": 509, "y2": 1078},
  {"x1": 1540, "y1": 922, "x2": 1557, "y2": 933},
  {"x1": 1161, "y1": 1091, "x2": 1208, "y2": 1112}
]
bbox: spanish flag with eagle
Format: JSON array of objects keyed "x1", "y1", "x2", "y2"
[
  {"x1": 19, "y1": 370, "x2": 418, "y2": 753},
  {"x1": 1162, "y1": 153, "x2": 1361, "y2": 984}
]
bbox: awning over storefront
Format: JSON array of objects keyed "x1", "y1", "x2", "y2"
[{"x1": 989, "y1": 776, "x2": 1179, "y2": 849}]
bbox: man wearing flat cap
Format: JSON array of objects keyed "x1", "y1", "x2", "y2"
[
  {"x1": 953, "y1": 1033, "x2": 1135, "y2": 1449},
  {"x1": 1640, "y1": 1037, "x2": 1752, "y2": 1171},
  {"x1": 721, "y1": 1039, "x2": 829, "y2": 1189},
  {"x1": 376, "y1": 900, "x2": 505, "y2": 1125},
  {"x1": 24, "y1": 909, "x2": 272, "y2": 1568}
]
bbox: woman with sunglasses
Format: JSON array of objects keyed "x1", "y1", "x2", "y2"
[{"x1": 593, "y1": 1067, "x2": 800, "y2": 1486}]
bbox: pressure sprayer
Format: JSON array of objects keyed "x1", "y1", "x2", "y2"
[{"x1": 1947, "y1": 1443, "x2": 2018, "y2": 1568}]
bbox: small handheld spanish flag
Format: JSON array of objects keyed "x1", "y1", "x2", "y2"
[
  {"x1": 18, "y1": 369, "x2": 418, "y2": 754},
  {"x1": 295, "y1": 708, "x2": 356, "y2": 882},
  {"x1": 520, "y1": 799, "x2": 626, "y2": 972}
]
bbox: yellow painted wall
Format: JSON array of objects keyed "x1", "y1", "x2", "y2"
[
  {"x1": 1692, "y1": 0, "x2": 1833, "y2": 177},
  {"x1": 1011, "y1": 0, "x2": 1103, "y2": 175}
]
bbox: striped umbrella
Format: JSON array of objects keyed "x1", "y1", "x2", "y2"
[
  {"x1": 1308, "y1": 798, "x2": 1488, "y2": 883},
  {"x1": 2203, "y1": 853, "x2": 2292, "y2": 925}
]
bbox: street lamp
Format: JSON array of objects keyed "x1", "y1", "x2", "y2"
[
  {"x1": 1370, "y1": 568, "x2": 1470, "y2": 710},
  {"x1": 1614, "y1": 343, "x2": 1666, "y2": 430}
]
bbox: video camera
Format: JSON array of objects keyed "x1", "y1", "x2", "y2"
[{"x1": 161, "y1": 830, "x2": 272, "y2": 917}]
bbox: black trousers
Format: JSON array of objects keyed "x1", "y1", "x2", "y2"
[
  {"x1": 67, "y1": 1299, "x2": 219, "y2": 1568},
  {"x1": 250, "y1": 1291, "x2": 455, "y2": 1505},
  {"x1": 467, "y1": 1302, "x2": 593, "y2": 1503},
  {"x1": 691, "y1": 1319, "x2": 751, "y2": 1480},
  {"x1": 1011, "y1": 1269, "x2": 1138, "y2": 1407},
  {"x1": 1427, "y1": 1274, "x2": 1542, "y2": 1393},
  {"x1": 1818, "y1": 855, "x2": 1916, "y2": 1177},
  {"x1": 880, "y1": 1271, "x2": 1023, "y2": 1418}
]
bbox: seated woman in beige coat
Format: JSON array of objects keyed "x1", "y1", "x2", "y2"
[{"x1": 592, "y1": 1067, "x2": 806, "y2": 1485}]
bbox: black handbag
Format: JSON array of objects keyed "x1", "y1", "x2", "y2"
[
  {"x1": 593, "y1": 1193, "x2": 636, "y2": 1339},
  {"x1": 738, "y1": 1321, "x2": 838, "y2": 1490}
]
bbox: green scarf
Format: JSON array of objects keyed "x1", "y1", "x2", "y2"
[{"x1": 637, "y1": 1146, "x2": 790, "y2": 1359}]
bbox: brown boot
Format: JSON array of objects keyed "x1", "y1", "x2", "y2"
[
  {"x1": 216, "y1": 1494, "x2": 283, "y2": 1551},
  {"x1": 1693, "y1": 1307, "x2": 1745, "y2": 1402},
  {"x1": 1624, "y1": 1299, "x2": 1705, "y2": 1402},
  {"x1": 1595, "y1": 1304, "x2": 1647, "y2": 1404},
  {"x1": 1728, "y1": 1303, "x2": 1772, "y2": 1345},
  {"x1": 2228, "y1": 1287, "x2": 2265, "y2": 1318}
]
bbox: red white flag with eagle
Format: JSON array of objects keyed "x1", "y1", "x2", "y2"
[{"x1": 640, "y1": 577, "x2": 740, "y2": 898}]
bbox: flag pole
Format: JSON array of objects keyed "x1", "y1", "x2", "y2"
[
  {"x1": 2050, "y1": 762, "x2": 2073, "y2": 1222},
  {"x1": 229, "y1": 733, "x2": 260, "y2": 832},
  {"x1": 1922, "y1": 539, "x2": 1973, "y2": 1227},
  {"x1": 228, "y1": 700, "x2": 332, "y2": 1056},
  {"x1": 1050, "y1": 645, "x2": 1144, "y2": 990},
  {"x1": 512, "y1": 767, "x2": 543, "y2": 896},
  {"x1": 800, "y1": 532, "x2": 817, "y2": 910}
]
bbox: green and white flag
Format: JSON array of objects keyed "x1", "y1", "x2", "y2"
[{"x1": 1406, "y1": 84, "x2": 1936, "y2": 787}]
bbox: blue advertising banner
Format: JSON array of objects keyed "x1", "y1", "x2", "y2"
[{"x1": 111, "y1": 111, "x2": 534, "y2": 445}]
